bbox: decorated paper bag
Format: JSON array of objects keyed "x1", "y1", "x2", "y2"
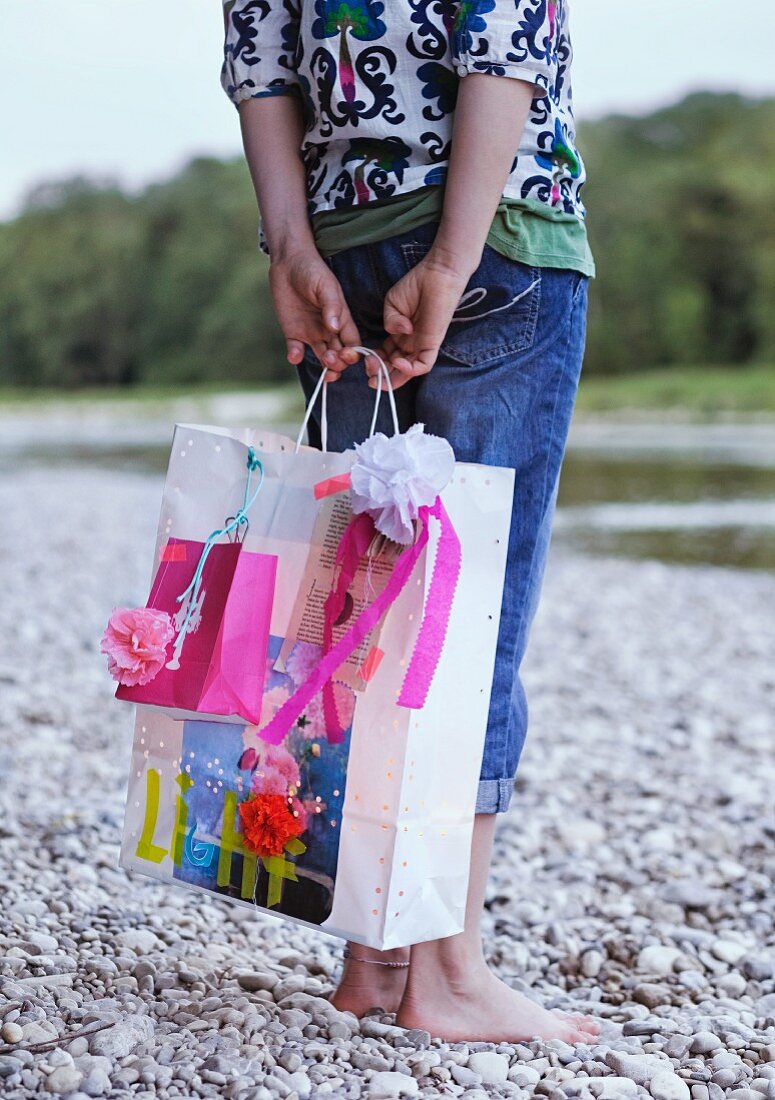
[
  {"x1": 104, "y1": 450, "x2": 276, "y2": 725},
  {"x1": 115, "y1": 538, "x2": 277, "y2": 723},
  {"x1": 119, "y1": 357, "x2": 514, "y2": 948},
  {"x1": 122, "y1": 648, "x2": 355, "y2": 925}
]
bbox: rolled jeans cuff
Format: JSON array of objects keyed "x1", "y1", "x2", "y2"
[{"x1": 475, "y1": 778, "x2": 514, "y2": 814}]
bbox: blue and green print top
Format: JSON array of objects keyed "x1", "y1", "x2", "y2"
[{"x1": 222, "y1": 2, "x2": 591, "y2": 269}]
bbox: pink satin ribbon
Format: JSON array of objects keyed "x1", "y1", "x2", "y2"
[
  {"x1": 256, "y1": 497, "x2": 461, "y2": 746},
  {"x1": 321, "y1": 511, "x2": 375, "y2": 741}
]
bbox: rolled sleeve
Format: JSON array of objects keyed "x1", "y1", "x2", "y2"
[
  {"x1": 221, "y1": 0, "x2": 301, "y2": 107},
  {"x1": 451, "y1": 0, "x2": 554, "y2": 94}
]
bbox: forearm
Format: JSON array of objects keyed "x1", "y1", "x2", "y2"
[
  {"x1": 432, "y1": 73, "x2": 535, "y2": 277},
  {"x1": 237, "y1": 94, "x2": 361, "y2": 371},
  {"x1": 238, "y1": 94, "x2": 315, "y2": 261}
]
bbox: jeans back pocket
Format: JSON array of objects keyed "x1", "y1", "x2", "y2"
[{"x1": 400, "y1": 241, "x2": 542, "y2": 367}]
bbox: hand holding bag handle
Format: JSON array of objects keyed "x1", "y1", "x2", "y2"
[{"x1": 294, "y1": 347, "x2": 400, "y2": 454}]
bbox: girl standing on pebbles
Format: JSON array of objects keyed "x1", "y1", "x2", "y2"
[{"x1": 221, "y1": 0, "x2": 598, "y2": 1044}]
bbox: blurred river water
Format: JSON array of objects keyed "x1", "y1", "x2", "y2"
[
  {"x1": 2, "y1": 393, "x2": 774, "y2": 571},
  {"x1": 556, "y1": 421, "x2": 775, "y2": 570}
]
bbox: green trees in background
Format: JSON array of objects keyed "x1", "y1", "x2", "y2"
[
  {"x1": 582, "y1": 93, "x2": 775, "y2": 373},
  {"x1": 0, "y1": 92, "x2": 773, "y2": 389},
  {"x1": 0, "y1": 162, "x2": 288, "y2": 388}
]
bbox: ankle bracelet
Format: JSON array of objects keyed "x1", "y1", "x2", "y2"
[{"x1": 343, "y1": 946, "x2": 410, "y2": 968}]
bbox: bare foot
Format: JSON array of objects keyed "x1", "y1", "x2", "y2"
[
  {"x1": 397, "y1": 961, "x2": 601, "y2": 1043},
  {"x1": 329, "y1": 945, "x2": 410, "y2": 1017}
]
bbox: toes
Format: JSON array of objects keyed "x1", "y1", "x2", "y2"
[
  {"x1": 567, "y1": 1016, "x2": 598, "y2": 1034},
  {"x1": 557, "y1": 1011, "x2": 600, "y2": 1039},
  {"x1": 560, "y1": 1021, "x2": 585, "y2": 1044},
  {"x1": 574, "y1": 1014, "x2": 601, "y2": 1037},
  {"x1": 558, "y1": 1017, "x2": 598, "y2": 1045}
]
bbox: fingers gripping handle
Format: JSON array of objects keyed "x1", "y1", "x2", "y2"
[{"x1": 294, "y1": 347, "x2": 399, "y2": 454}]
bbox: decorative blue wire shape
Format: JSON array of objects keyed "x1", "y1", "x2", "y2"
[{"x1": 167, "y1": 447, "x2": 264, "y2": 668}]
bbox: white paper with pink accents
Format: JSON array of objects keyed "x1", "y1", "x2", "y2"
[{"x1": 120, "y1": 360, "x2": 513, "y2": 949}]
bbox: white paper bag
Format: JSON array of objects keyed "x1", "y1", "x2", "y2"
[{"x1": 120, "y1": 369, "x2": 513, "y2": 948}]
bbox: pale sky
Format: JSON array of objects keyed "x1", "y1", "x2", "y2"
[{"x1": 2, "y1": 1, "x2": 773, "y2": 220}]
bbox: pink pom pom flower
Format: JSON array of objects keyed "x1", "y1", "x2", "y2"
[{"x1": 101, "y1": 607, "x2": 175, "y2": 686}]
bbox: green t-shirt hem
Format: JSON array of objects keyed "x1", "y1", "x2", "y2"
[
  {"x1": 309, "y1": 186, "x2": 595, "y2": 278},
  {"x1": 485, "y1": 224, "x2": 596, "y2": 278}
]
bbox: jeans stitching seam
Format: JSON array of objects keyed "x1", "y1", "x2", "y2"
[
  {"x1": 400, "y1": 242, "x2": 426, "y2": 268},
  {"x1": 571, "y1": 271, "x2": 588, "y2": 306},
  {"x1": 400, "y1": 244, "x2": 541, "y2": 365},
  {"x1": 449, "y1": 276, "x2": 540, "y2": 323},
  {"x1": 485, "y1": 283, "x2": 582, "y2": 789},
  {"x1": 475, "y1": 778, "x2": 513, "y2": 813},
  {"x1": 441, "y1": 271, "x2": 542, "y2": 367},
  {"x1": 509, "y1": 285, "x2": 581, "y2": 663}
]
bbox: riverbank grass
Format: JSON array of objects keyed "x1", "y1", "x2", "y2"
[
  {"x1": 574, "y1": 363, "x2": 775, "y2": 418},
  {"x1": 1, "y1": 364, "x2": 774, "y2": 420}
]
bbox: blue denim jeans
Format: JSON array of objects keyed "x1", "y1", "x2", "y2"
[{"x1": 297, "y1": 220, "x2": 589, "y2": 813}]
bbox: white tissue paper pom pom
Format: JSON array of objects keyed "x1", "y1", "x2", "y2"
[{"x1": 350, "y1": 423, "x2": 456, "y2": 544}]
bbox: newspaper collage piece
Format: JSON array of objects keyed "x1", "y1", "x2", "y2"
[{"x1": 275, "y1": 493, "x2": 404, "y2": 691}]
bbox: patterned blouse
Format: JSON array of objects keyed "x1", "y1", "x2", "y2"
[{"x1": 221, "y1": 1, "x2": 587, "y2": 224}]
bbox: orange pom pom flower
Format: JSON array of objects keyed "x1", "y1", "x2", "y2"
[{"x1": 238, "y1": 793, "x2": 304, "y2": 858}]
